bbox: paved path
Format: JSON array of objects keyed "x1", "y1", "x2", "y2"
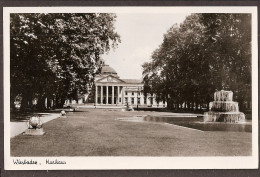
[{"x1": 10, "y1": 113, "x2": 60, "y2": 138}]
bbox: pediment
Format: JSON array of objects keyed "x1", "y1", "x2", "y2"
[{"x1": 96, "y1": 75, "x2": 125, "y2": 83}]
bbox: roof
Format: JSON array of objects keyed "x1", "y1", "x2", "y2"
[
  {"x1": 101, "y1": 64, "x2": 117, "y2": 75},
  {"x1": 98, "y1": 64, "x2": 143, "y2": 84},
  {"x1": 122, "y1": 79, "x2": 142, "y2": 84},
  {"x1": 95, "y1": 74, "x2": 126, "y2": 83}
]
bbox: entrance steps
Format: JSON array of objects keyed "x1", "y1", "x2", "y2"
[{"x1": 77, "y1": 104, "x2": 124, "y2": 109}]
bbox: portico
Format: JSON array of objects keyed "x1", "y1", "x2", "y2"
[
  {"x1": 94, "y1": 63, "x2": 166, "y2": 107},
  {"x1": 95, "y1": 85, "x2": 124, "y2": 105}
]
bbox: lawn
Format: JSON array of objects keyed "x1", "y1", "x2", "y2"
[{"x1": 10, "y1": 108, "x2": 252, "y2": 156}]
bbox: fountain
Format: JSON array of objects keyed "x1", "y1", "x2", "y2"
[{"x1": 204, "y1": 90, "x2": 245, "y2": 123}]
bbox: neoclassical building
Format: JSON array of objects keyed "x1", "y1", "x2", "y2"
[{"x1": 94, "y1": 64, "x2": 166, "y2": 107}]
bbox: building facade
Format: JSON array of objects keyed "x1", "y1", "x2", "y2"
[{"x1": 94, "y1": 64, "x2": 166, "y2": 107}]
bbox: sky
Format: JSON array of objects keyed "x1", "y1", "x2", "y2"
[{"x1": 101, "y1": 13, "x2": 190, "y2": 79}]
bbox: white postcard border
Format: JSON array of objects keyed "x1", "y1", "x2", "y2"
[{"x1": 3, "y1": 6, "x2": 258, "y2": 170}]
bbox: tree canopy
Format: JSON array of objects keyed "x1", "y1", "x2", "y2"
[
  {"x1": 142, "y1": 13, "x2": 251, "y2": 111},
  {"x1": 11, "y1": 13, "x2": 120, "y2": 110}
]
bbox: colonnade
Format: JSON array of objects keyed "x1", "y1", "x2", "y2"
[{"x1": 95, "y1": 85, "x2": 125, "y2": 105}]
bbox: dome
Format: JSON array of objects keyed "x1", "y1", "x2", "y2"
[{"x1": 101, "y1": 64, "x2": 117, "y2": 75}]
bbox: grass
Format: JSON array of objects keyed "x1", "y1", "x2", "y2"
[{"x1": 10, "y1": 108, "x2": 252, "y2": 156}]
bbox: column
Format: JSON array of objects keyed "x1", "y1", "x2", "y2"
[
  {"x1": 147, "y1": 96, "x2": 150, "y2": 105},
  {"x1": 112, "y1": 86, "x2": 114, "y2": 104},
  {"x1": 45, "y1": 98, "x2": 48, "y2": 109},
  {"x1": 122, "y1": 86, "x2": 125, "y2": 104},
  {"x1": 95, "y1": 85, "x2": 98, "y2": 105},
  {"x1": 101, "y1": 86, "x2": 103, "y2": 104},
  {"x1": 106, "y1": 86, "x2": 108, "y2": 104},
  {"x1": 117, "y1": 86, "x2": 120, "y2": 104}
]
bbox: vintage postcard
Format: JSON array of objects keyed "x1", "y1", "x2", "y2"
[{"x1": 3, "y1": 6, "x2": 258, "y2": 170}]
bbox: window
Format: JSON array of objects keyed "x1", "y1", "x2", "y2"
[
  {"x1": 131, "y1": 98, "x2": 134, "y2": 104},
  {"x1": 138, "y1": 98, "x2": 140, "y2": 104},
  {"x1": 132, "y1": 92, "x2": 134, "y2": 96},
  {"x1": 138, "y1": 92, "x2": 141, "y2": 96},
  {"x1": 125, "y1": 92, "x2": 127, "y2": 95},
  {"x1": 119, "y1": 98, "x2": 121, "y2": 102},
  {"x1": 144, "y1": 97, "x2": 147, "y2": 104},
  {"x1": 125, "y1": 98, "x2": 128, "y2": 103}
]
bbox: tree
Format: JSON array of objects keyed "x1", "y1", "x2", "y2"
[
  {"x1": 142, "y1": 13, "x2": 251, "y2": 111},
  {"x1": 200, "y1": 14, "x2": 251, "y2": 110},
  {"x1": 11, "y1": 13, "x2": 120, "y2": 110}
]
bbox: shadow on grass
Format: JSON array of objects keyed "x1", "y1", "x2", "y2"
[
  {"x1": 10, "y1": 109, "x2": 85, "y2": 122},
  {"x1": 10, "y1": 112, "x2": 41, "y2": 122},
  {"x1": 135, "y1": 107, "x2": 206, "y2": 114},
  {"x1": 48, "y1": 109, "x2": 86, "y2": 113}
]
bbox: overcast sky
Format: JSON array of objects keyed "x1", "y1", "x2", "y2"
[{"x1": 101, "y1": 13, "x2": 190, "y2": 79}]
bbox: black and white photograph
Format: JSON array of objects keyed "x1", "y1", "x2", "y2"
[{"x1": 3, "y1": 6, "x2": 258, "y2": 170}]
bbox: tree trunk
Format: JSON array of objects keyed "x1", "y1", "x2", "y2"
[
  {"x1": 36, "y1": 96, "x2": 46, "y2": 111},
  {"x1": 20, "y1": 97, "x2": 28, "y2": 111},
  {"x1": 239, "y1": 100, "x2": 244, "y2": 111},
  {"x1": 20, "y1": 92, "x2": 32, "y2": 111},
  {"x1": 56, "y1": 96, "x2": 66, "y2": 108},
  {"x1": 28, "y1": 96, "x2": 33, "y2": 107},
  {"x1": 61, "y1": 98, "x2": 66, "y2": 108},
  {"x1": 47, "y1": 98, "x2": 52, "y2": 109},
  {"x1": 187, "y1": 102, "x2": 190, "y2": 109},
  {"x1": 52, "y1": 97, "x2": 56, "y2": 109},
  {"x1": 10, "y1": 94, "x2": 15, "y2": 111}
]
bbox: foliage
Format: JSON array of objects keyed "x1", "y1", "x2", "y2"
[
  {"x1": 11, "y1": 13, "x2": 120, "y2": 110},
  {"x1": 142, "y1": 14, "x2": 251, "y2": 110}
]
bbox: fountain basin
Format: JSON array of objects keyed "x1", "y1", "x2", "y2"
[
  {"x1": 204, "y1": 111, "x2": 245, "y2": 123},
  {"x1": 117, "y1": 115, "x2": 251, "y2": 132}
]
